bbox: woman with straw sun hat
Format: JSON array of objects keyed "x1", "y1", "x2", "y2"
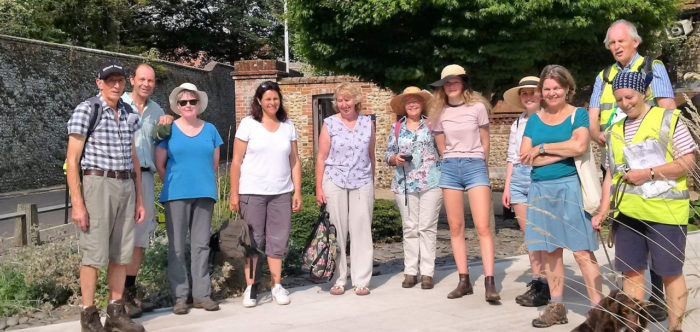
[
  {"x1": 156, "y1": 83, "x2": 223, "y2": 314},
  {"x1": 385, "y1": 86, "x2": 443, "y2": 289},
  {"x1": 502, "y1": 76, "x2": 549, "y2": 308},
  {"x1": 429, "y1": 64, "x2": 500, "y2": 303}
]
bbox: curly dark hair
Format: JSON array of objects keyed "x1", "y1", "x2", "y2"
[{"x1": 250, "y1": 80, "x2": 287, "y2": 122}]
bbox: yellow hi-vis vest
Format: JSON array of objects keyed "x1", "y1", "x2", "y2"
[
  {"x1": 598, "y1": 56, "x2": 663, "y2": 130},
  {"x1": 607, "y1": 106, "x2": 689, "y2": 225}
]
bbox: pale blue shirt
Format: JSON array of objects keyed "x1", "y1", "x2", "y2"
[
  {"x1": 589, "y1": 53, "x2": 673, "y2": 108},
  {"x1": 121, "y1": 92, "x2": 165, "y2": 172}
]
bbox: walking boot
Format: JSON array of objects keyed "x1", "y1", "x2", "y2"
[
  {"x1": 80, "y1": 305, "x2": 105, "y2": 332},
  {"x1": 104, "y1": 299, "x2": 145, "y2": 332},
  {"x1": 532, "y1": 302, "x2": 568, "y2": 328},
  {"x1": 484, "y1": 276, "x2": 501, "y2": 303},
  {"x1": 645, "y1": 296, "x2": 668, "y2": 322},
  {"x1": 123, "y1": 286, "x2": 143, "y2": 318},
  {"x1": 446, "y1": 274, "x2": 473, "y2": 299},
  {"x1": 402, "y1": 275, "x2": 418, "y2": 288},
  {"x1": 517, "y1": 280, "x2": 550, "y2": 307},
  {"x1": 421, "y1": 276, "x2": 434, "y2": 289}
]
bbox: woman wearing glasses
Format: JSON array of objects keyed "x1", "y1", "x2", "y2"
[
  {"x1": 385, "y1": 87, "x2": 442, "y2": 290},
  {"x1": 230, "y1": 80, "x2": 302, "y2": 307},
  {"x1": 156, "y1": 83, "x2": 223, "y2": 314}
]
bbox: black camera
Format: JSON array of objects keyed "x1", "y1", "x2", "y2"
[{"x1": 401, "y1": 154, "x2": 413, "y2": 162}]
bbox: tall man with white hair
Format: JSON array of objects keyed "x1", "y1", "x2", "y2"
[
  {"x1": 589, "y1": 19, "x2": 676, "y2": 145},
  {"x1": 588, "y1": 19, "x2": 676, "y2": 323}
]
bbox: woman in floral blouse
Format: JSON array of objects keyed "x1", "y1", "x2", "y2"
[{"x1": 385, "y1": 87, "x2": 442, "y2": 289}]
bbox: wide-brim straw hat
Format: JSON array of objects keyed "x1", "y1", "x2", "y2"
[
  {"x1": 430, "y1": 64, "x2": 470, "y2": 88},
  {"x1": 390, "y1": 86, "x2": 433, "y2": 116},
  {"x1": 169, "y1": 83, "x2": 208, "y2": 115},
  {"x1": 503, "y1": 76, "x2": 540, "y2": 110}
]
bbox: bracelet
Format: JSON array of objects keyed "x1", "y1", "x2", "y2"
[{"x1": 650, "y1": 168, "x2": 655, "y2": 180}]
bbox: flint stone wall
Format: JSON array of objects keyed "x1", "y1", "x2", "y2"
[{"x1": 0, "y1": 34, "x2": 235, "y2": 192}]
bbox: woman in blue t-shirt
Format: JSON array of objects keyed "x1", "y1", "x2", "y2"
[
  {"x1": 519, "y1": 65, "x2": 602, "y2": 328},
  {"x1": 155, "y1": 83, "x2": 223, "y2": 315}
]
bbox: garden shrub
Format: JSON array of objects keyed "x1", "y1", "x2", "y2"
[{"x1": 372, "y1": 199, "x2": 402, "y2": 242}]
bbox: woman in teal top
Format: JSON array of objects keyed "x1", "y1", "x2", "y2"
[
  {"x1": 519, "y1": 66, "x2": 601, "y2": 328},
  {"x1": 155, "y1": 83, "x2": 223, "y2": 314}
]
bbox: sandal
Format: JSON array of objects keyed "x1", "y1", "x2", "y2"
[
  {"x1": 354, "y1": 286, "x2": 370, "y2": 296},
  {"x1": 330, "y1": 285, "x2": 345, "y2": 295}
]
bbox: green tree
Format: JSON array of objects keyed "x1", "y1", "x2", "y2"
[
  {"x1": 289, "y1": 0, "x2": 681, "y2": 95},
  {"x1": 0, "y1": 0, "x2": 284, "y2": 63}
]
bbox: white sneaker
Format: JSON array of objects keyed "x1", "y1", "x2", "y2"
[
  {"x1": 271, "y1": 284, "x2": 290, "y2": 305},
  {"x1": 242, "y1": 285, "x2": 257, "y2": 308}
]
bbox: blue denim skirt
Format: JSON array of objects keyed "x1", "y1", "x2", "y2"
[{"x1": 524, "y1": 174, "x2": 598, "y2": 253}]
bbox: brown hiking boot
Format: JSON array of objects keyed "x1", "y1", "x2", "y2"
[
  {"x1": 123, "y1": 286, "x2": 143, "y2": 318},
  {"x1": 401, "y1": 275, "x2": 418, "y2": 288},
  {"x1": 104, "y1": 300, "x2": 145, "y2": 332},
  {"x1": 532, "y1": 302, "x2": 568, "y2": 328},
  {"x1": 447, "y1": 274, "x2": 473, "y2": 299},
  {"x1": 81, "y1": 305, "x2": 105, "y2": 332},
  {"x1": 193, "y1": 299, "x2": 220, "y2": 311},
  {"x1": 421, "y1": 276, "x2": 434, "y2": 289},
  {"x1": 484, "y1": 276, "x2": 501, "y2": 303}
]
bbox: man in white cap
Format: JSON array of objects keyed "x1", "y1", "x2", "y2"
[
  {"x1": 120, "y1": 63, "x2": 173, "y2": 318},
  {"x1": 66, "y1": 60, "x2": 146, "y2": 332}
]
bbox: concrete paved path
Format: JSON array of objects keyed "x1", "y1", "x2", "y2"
[{"x1": 25, "y1": 232, "x2": 700, "y2": 332}]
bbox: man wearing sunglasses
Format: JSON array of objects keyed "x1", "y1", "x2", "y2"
[
  {"x1": 66, "y1": 61, "x2": 146, "y2": 332},
  {"x1": 120, "y1": 63, "x2": 173, "y2": 318}
]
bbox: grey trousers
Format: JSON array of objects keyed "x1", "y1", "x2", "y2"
[{"x1": 164, "y1": 198, "x2": 215, "y2": 302}]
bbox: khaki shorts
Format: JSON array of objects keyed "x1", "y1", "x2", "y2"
[
  {"x1": 134, "y1": 170, "x2": 156, "y2": 248},
  {"x1": 80, "y1": 174, "x2": 136, "y2": 268}
]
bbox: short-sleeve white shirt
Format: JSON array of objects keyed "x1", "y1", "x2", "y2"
[{"x1": 236, "y1": 116, "x2": 298, "y2": 195}]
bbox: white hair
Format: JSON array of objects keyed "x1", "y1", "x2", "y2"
[{"x1": 604, "y1": 19, "x2": 642, "y2": 49}]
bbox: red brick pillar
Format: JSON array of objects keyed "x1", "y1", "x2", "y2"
[{"x1": 232, "y1": 60, "x2": 299, "y2": 125}]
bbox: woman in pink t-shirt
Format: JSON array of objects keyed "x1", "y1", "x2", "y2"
[{"x1": 429, "y1": 64, "x2": 499, "y2": 303}]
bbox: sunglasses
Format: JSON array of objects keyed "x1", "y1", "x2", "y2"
[
  {"x1": 177, "y1": 99, "x2": 199, "y2": 107},
  {"x1": 260, "y1": 81, "x2": 279, "y2": 90}
]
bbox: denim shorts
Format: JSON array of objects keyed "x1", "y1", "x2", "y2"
[
  {"x1": 509, "y1": 164, "x2": 532, "y2": 204},
  {"x1": 438, "y1": 157, "x2": 490, "y2": 191}
]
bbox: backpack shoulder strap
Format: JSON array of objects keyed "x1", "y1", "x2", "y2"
[
  {"x1": 85, "y1": 96, "x2": 103, "y2": 138},
  {"x1": 394, "y1": 117, "x2": 405, "y2": 141},
  {"x1": 602, "y1": 64, "x2": 614, "y2": 84}
]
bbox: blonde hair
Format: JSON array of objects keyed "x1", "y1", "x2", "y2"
[
  {"x1": 333, "y1": 82, "x2": 363, "y2": 113},
  {"x1": 428, "y1": 81, "x2": 492, "y2": 123}
]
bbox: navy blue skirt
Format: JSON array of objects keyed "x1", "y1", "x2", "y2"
[{"x1": 524, "y1": 174, "x2": 599, "y2": 253}]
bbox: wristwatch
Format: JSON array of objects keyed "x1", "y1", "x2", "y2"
[{"x1": 539, "y1": 144, "x2": 545, "y2": 154}]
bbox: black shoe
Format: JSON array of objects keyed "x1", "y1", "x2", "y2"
[
  {"x1": 104, "y1": 300, "x2": 145, "y2": 332},
  {"x1": 81, "y1": 305, "x2": 106, "y2": 332},
  {"x1": 646, "y1": 297, "x2": 668, "y2": 322},
  {"x1": 517, "y1": 280, "x2": 550, "y2": 307},
  {"x1": 123, "y1": 286, "x2": 143, "y2": 318}
]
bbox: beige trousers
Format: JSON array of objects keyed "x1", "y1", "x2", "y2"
[
  {"x1": 395, "y1": 187, "x2": 442, "y2": 277},
  {"x1": 323, "y1": 175, "x2": 374, "y2": 288}
]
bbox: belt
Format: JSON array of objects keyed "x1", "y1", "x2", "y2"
[{"x1": 83, "y1": 169, "x2": 133, "y2": 180}]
